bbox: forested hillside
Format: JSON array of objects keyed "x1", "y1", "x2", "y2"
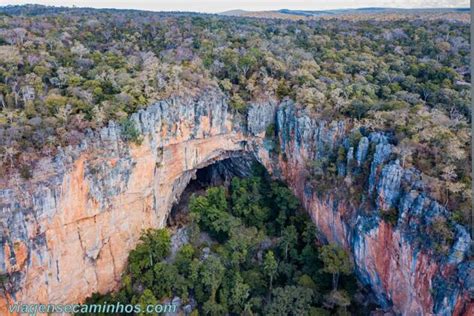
[{"x1": 0, "y1": 5, "x2": 470, "y2": 224}]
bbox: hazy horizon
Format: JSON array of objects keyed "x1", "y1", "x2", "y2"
[{"x1": 2, "y1": 1, "x2": 470, "y2": 13}]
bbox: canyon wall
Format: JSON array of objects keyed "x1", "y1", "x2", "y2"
[
  {"x1": 0, "y1": 90, "x2": 250, "y2": 313},
  {"x1": 0, "y1": 90, "x2": 472, "y2": 315},
  {"x1": 249, "y1": 102, "x2": 472, "y2": 315}
]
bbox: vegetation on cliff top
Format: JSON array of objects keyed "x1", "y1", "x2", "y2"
[
  {"x1": 0, "y1": 6, "x2": 470, "y2": 224},
  {"x1": 82, "y1": 170, "x2": 375, "y2": 315}
]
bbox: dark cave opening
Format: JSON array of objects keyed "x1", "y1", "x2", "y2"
[
  {"x1": 162, "y1": 154, "x2": 382, "y2": 315},
  {"x1": 82, "y1": 153, "x2": 383, "y2": 315},
  {"x1": 166, "y1": 155, "x2": 259, "y2": 228}
]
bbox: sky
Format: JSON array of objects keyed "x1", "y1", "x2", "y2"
[{"x1": 1, "y1": 1, "x2": 470, "y2": 13}]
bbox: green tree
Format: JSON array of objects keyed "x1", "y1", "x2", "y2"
[
  {"x1": 319, "y1": 244, "x2": 353, "y2": 291},
  {"x1": 270, "y1": 183, "x2": 299, "y2": 233},
  {"x1": 137, "y1": 289, "x2": 159, "y2": 316},
  {"x1": 279, "y1": 225, "x2": 298, "y2": 261},
  {"x1": 200, "y1": 256, "x2": 225, "y2": 304},
  {"x1": 152, "y1": 262, "x2": 178, "y2": 298},
  {"x1": 228, "y1": 273, "x2": 250, "y2": 314},
  {"x1": 128, "y1": 229, "x2": 171, "y2": 276},
  {"x1": 44, "y1": 94, "x2": 68, "y2": 113},
  {"x1": 323, "y1": 290, "x2": 351, "y2": 312},
  {"x1": 190, "y1": 187, "x2": 238, "y2": 240},
  {"x1": 175, "y1": 244, "x2": 195, "y2": 275},
  {"x1": 225, "y1": 226, "x2": 261, "y2": 267},
  {"x1": 263, "y1": 250, "x2": 278, "y2": 300},
  {"x1": 231, "y1": 177, "x2": 269, "y2": 228},
  {"x1": 265, "y1": 286, "x2": 313, "y2": 316}
]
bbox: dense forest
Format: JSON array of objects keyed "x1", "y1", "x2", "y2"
[
  {"x1": 82, "y1": 166, "x2": 377, "y2": 315},
  {"x1": 0, "y1": 6, "x2": 470, "y2": 225}
]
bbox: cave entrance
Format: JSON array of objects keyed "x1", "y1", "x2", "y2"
[
  {"x1": 159, "y1": 153, "x2": 380, "y2": 315},
  {"x1": 91, "y1": 151, "x2": 380, "y2": 315},
  {"x1": 166, "y1": 154, "x2": 261, "y2": 228}
]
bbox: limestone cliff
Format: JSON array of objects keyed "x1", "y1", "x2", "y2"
[
  {"x1": 0, "y1": 90, "x2": 472, "y2": 315},
  {"x1": 0, "y1": 89, "x2": 248, "y2": 312},
  {"x1": 251, "y1": 102, "x2": 472, "y2": 315}
]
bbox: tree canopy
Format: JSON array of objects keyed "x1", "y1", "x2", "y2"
[
  {"x1": 0, "y1": 6, "x2": 470, "y2": 226},
  {"x1": 84, "y1": 169, "x2": 376, "y2": 315}
]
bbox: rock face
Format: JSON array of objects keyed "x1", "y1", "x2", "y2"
[
  {"x1": 255, "y1": 103, "x2": 472, "y2": 316},
  {"x1": 0, "y1": 89, "x2": 249, "y2": 313},
  {"x1": 0, "y1": 90, "x2": 472, "y2": 315}
]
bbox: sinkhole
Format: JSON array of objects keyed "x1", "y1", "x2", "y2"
[{"x1": 84, "y1": 155, "x2": 380, "y2": 315}]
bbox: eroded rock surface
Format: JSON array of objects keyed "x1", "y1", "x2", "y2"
[{"x1": 0, "y1": 90, "x2": 471, "y2": 315}]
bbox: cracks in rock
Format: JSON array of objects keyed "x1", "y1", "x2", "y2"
[
  {"x1": 77, "y1": 228, "x2": 90, "y2": 264},
  {"x1": 59, "y1": 213, "x2": 98, "y2": 229},
  {"x1": 76, "y1": 228, "x2": 91, "y2": 288},
  {"x1": 107, "y1": 238, "x2": 118, "y2": 282},
  {"x1": 55, "y1": 259, "x2": 60, "y2": 283},
  {"x1": 184, "y1": 146, "x2": 188, "y2": 170}
]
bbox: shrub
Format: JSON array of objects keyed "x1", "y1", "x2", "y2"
[
  {"x1": 348, "y1": 130, "x2": 363, "y2": 147},
  {"x1": 429, "y1": 217, "x2": 455, "y2": 255},
  {"x1": 265, "y1": 123, "x2": 276, "y2": 139},
  {"x1": 381, "y1": 207, "x2": 399, "y2": 226},
  {"x1": 229, "y1": 94, "x2": 247, "y2": 113},
  {"x1": 120, "y1": 118, "x2": 143, "y2": 145}
]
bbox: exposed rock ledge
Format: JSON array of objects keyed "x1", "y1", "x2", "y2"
[{"x1": 0, "y1": 89, "x2": 472, "y2": 315}]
